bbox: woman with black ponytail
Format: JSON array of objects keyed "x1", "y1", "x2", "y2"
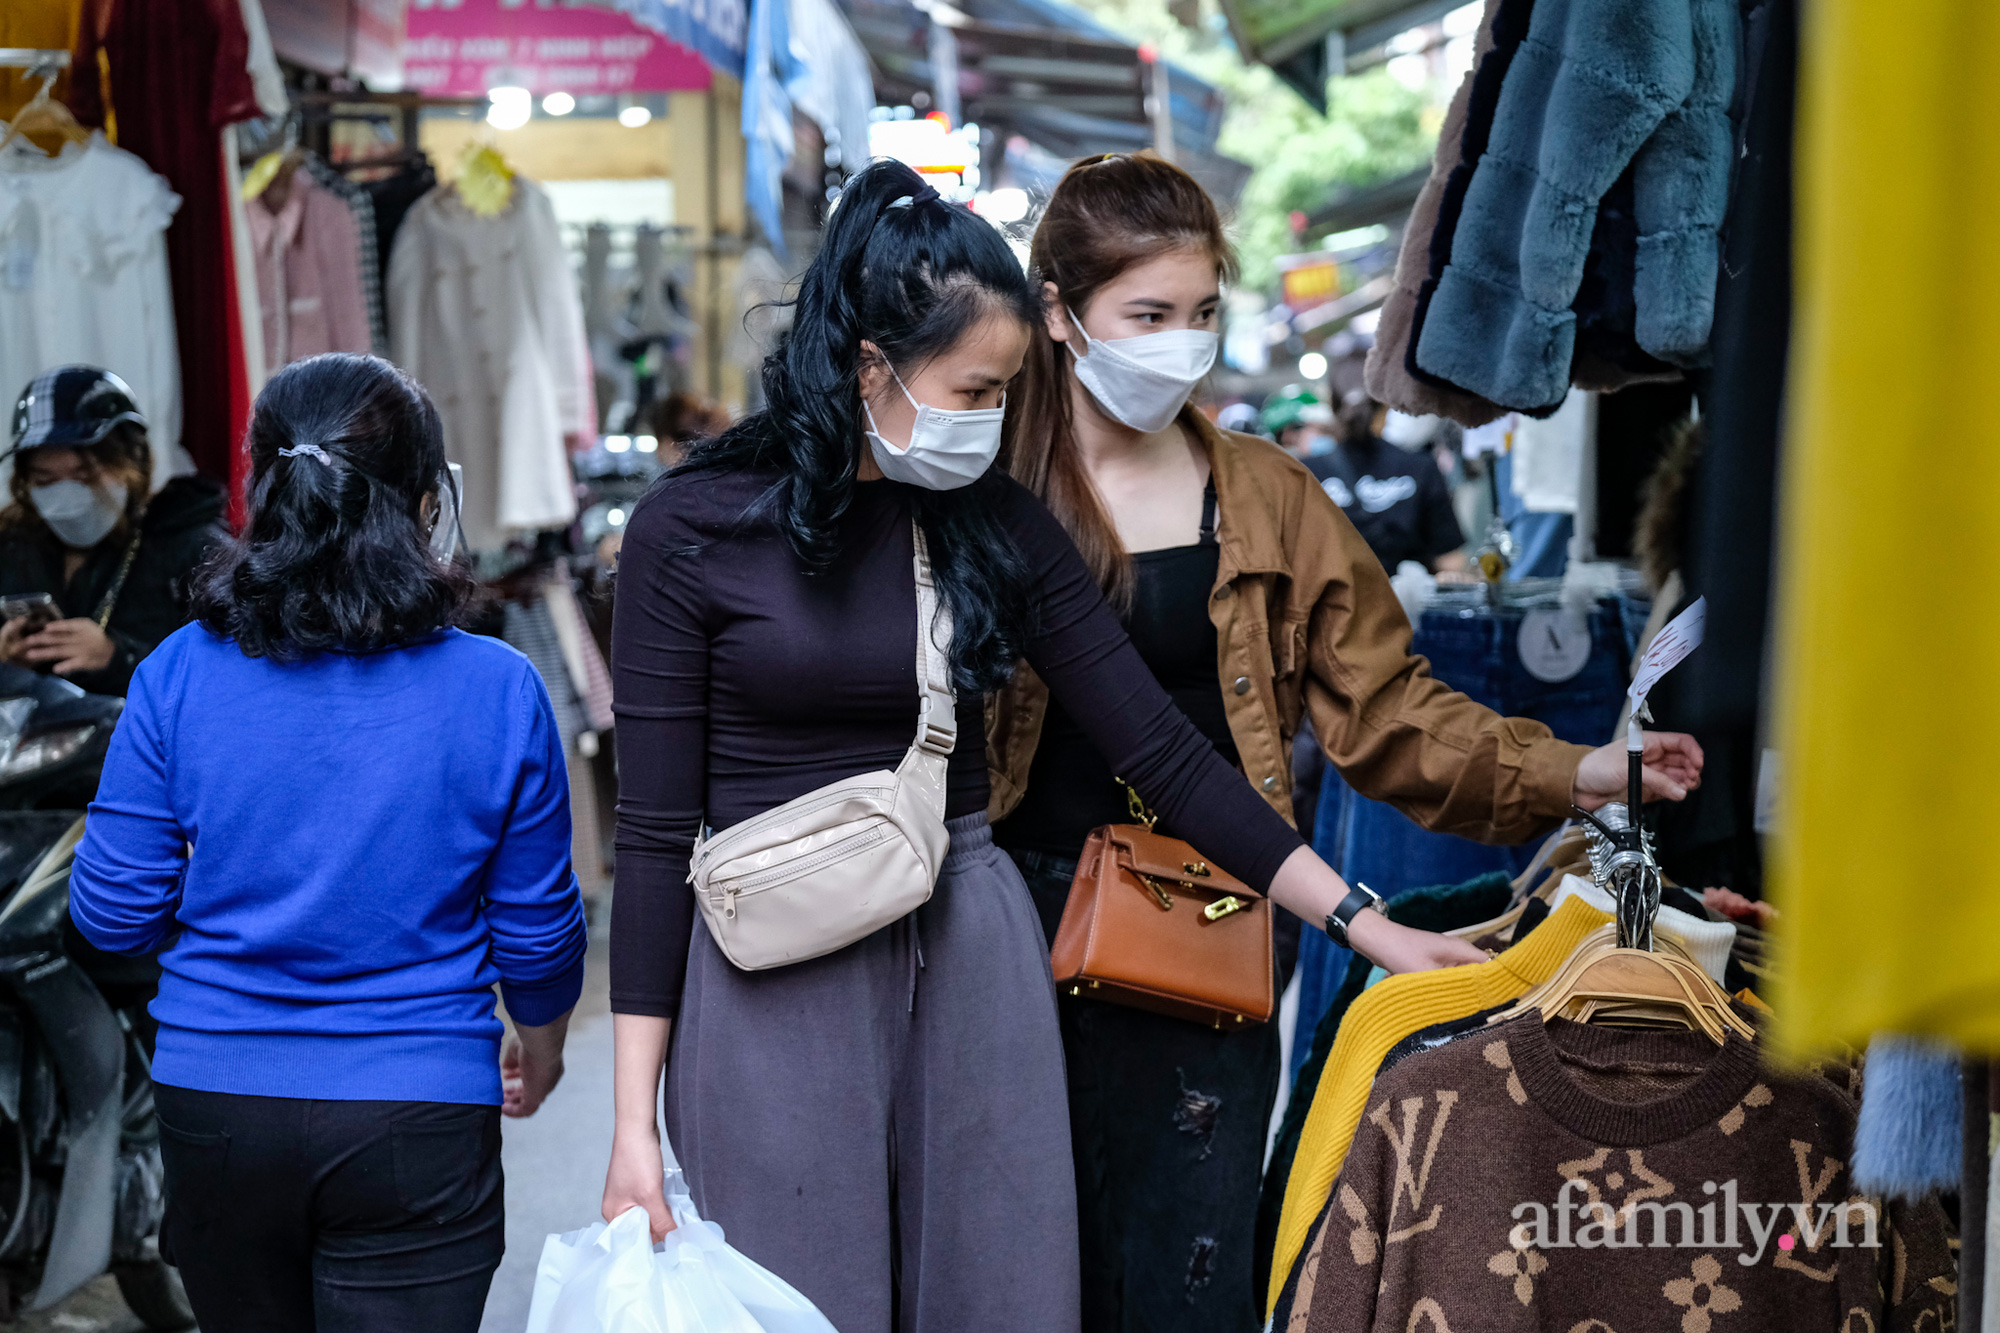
[
  {"x1": 602, "y1": 160, "x2": 1495, "y2": 1330},
  {"x1": 69, "y1": 354, "x2": 588, "y2": 1332}
]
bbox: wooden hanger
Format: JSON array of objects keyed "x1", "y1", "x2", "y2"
[
  {"x1": 1491, "y1": 922, "x2": 1757, "y2": 1044},
  {"x1": 1445, "y1": 827, "x2": 1590, "y2": 944},
  {"x1": 0, "y1": 72, "x2": 91, "y2": 156}
]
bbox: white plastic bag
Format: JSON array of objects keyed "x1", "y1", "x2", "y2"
[{"x1": 524, "y1": 1158, "x2": 838, "y2": 1333}]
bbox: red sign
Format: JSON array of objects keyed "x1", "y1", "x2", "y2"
[
  {"x1": 403, "y1": 0, "x2": 711, "y2": 96},
  {"x1": 351, "y1": 0, "x2": 408, "y2": 89}
]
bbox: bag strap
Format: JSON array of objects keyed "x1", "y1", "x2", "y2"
[{"x1": 910, "y1": 522, "x2": 956, "y2": 759}]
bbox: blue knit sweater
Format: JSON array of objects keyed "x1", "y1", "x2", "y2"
[{"x1": 71, "y1": 625, "x2": 588, "y2": 1105}]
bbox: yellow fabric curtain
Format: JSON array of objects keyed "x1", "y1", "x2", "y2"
[{"x1": 1772, "y1": 0, "x2": 2000, "y2": 1050}]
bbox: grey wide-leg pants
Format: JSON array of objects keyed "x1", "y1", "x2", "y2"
[{"x1": 665, "y1": 815, "x2": 1081, "y2": 1333}]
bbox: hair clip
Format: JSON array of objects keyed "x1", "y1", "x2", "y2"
[
  {"x1": 278, "y1": 444, "x2": 334, "y2": 466},
  {"x1": 887, "y1": 184, "x2": 942, "y2": 210}
]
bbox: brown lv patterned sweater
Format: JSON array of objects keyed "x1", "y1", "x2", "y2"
[{"x1": 1282, "y1": 1015, "x2": 1954, "y2": 1333}]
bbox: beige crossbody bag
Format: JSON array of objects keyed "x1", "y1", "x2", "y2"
[{"x1": 688, "y1": 522, "x2": 955, "y2": 971}]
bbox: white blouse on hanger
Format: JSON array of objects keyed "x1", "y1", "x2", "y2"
[
  {"x1": 387, "y1": 177, "x2": 590, "y2": 552},
  {"x1": 0, "y1": 133, "x2": 193, "y2": 492}
]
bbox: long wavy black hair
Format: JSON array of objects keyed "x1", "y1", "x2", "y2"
[
  {"x1": 677, "y1": 160, "x2": 1042, "y2": 692},
  {"x1": 191, "y1": 354, "x2": 473, "y2": 659}
]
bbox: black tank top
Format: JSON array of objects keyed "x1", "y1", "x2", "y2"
[{"x1": 995, "y1": 482, "x2": 1240, "y2": 857}]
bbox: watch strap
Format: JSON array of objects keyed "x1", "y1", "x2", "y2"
[{"x1": 1325, "y1": 882, "x2": 1385, "y2": 948}]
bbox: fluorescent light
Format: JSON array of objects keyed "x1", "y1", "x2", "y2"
[
  {"x1": 635, "y1": 435, "x2": 659, "y2": 453},
  {"x1": 543, "y1": 91, "x2": 576, "y2": 116},
  {"x1": 605, "y1": 435, "x2": 632, "y2": 452},
  {"x1": 978, "y1": 187, "x2": 1029, "y2": 223},
  {"x1": 1298, "y1": 352, "x2": 1328, "y2": 380},
  {"x1": 619, "y1": 105, "x2": 653, "y2": 129},
  {"x1": 486, "y1": 86, "x2": 532, "y2": 131}
]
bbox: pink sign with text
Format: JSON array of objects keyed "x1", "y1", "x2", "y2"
[{"x1": 403, "y1": 0, "x2": 711, "y2": 96}]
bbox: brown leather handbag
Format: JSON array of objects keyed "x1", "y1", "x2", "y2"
[{"x1": 1048, "y1": 785, "x2": 1274, "y2": 1029}]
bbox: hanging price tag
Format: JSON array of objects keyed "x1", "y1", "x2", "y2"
[
  {"x1": 3, "y1": 238, "x2": 34, "y2": 291},
  {"x1": 456, "y1": 144, "x2": 515, "y2": 217},
  {"x1": 1628, "y1": 596, "x2": 1706, "y2": 708},
  {"x1": 241, "y1": 150, "x2": 285, "y2": 201}
]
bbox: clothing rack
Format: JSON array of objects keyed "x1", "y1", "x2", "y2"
[
  {"x1": 0, "y1": 49, "x2": 70, "y2": 73},
  {"x1": 1576, "y1": 802, "x2": 1663, "y2": 951},
  {"x1": 286, "y1": 90, "x2": 487, "y2": 161}
]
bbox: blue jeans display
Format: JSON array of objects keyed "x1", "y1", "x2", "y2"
[{"x1": 1288, "y1": 596, "x2": 1631, "y2": 1082}]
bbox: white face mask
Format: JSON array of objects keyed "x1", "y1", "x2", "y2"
[
  {"x1": 430, "y1": 462, "x2": 465, "y2": 559},
  {"x1": 1065, "y1": 307, "x2": 1219, "y2": 434},
  {"x1": 30, "y1": 478, "x2": 128, "y2": 549},
  {"x1": 863, "y1": 366, "x2": 1005, "y2": 491}
]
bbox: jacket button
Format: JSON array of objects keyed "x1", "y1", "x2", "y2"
[
  {"x1": 1262, "y1": 775, "x2": 1279, "y2": 792},
  {"x1": 1233, "y1": 676, "x2": 1251, "y2": 695}
]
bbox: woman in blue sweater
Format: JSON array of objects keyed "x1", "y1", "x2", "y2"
[{"x1": 70, "y1": 354, "x2": 588, "y2": 1333}]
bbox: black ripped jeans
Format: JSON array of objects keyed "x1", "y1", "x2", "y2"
[
  {"x1": 1010, "y1": 850, "x2": 1282, "y2": 1333},
  {"x1": 153, "y1": 1085, "x2": 505, "y2": 1333}
]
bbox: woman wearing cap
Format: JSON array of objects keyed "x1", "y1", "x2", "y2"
[
  {"x1": 0, "y1": 366, "x2": 226, "y2": 695},
  {"x1": 988, "y1": 152, "x2": 1706, "y2": 1331}
]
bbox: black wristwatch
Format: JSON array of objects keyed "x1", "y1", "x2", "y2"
[{"x1": 1325, "y1": 882, "x2": 1387, "y2": 948}]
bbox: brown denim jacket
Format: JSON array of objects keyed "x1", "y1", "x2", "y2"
[{"x1": 986, "y1": 409, "x2": 1591, "y2": 842}]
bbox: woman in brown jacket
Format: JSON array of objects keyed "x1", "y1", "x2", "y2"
[{"x1": 987, "y1": 152, "x2": 1704, "y2": 1333}]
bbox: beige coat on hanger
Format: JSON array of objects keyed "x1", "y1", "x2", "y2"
[{"x1": 388, "y1": 176, "x2": 590, "y2": 550}]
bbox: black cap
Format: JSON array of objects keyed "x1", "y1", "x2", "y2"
[{"x1": 7, "y1": 366, "x2": 148, "y2": 461}]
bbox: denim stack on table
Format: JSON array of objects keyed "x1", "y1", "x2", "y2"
[{"x1": 1288, "y1": 582, "x2": 1637, "y2": 1082}]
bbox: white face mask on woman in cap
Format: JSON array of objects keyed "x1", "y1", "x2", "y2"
[
  {"x1": 1064, "y1": 306, "x2": 1218, "y2": 434},
  {"x1": 30, "y1": 478, "x2": 128, "y2": 549}
]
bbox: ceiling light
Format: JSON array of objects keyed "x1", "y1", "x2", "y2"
[
  {"x1": 619, "y1": 105, "x2": 653, "y2": 129},
  {"x1": 486, "y1": 86, "x2": 532, "y2": 131},
  {"x1": 605, "y1": 435, "x2": 632, "y2": 453},
  {"x1": 978, "y1": 188, "x2": 1029, "y2": 223},
  {"x1": 1298, "y1": 351, "x2": 1329, "y2": 380},
  {"x1": 542, "y1": 91, "x2": 575, "y2": 116}
]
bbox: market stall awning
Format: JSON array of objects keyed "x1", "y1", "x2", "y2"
[
  {"x1": 1304, "y1": 163, "x2": 1427, "y2": 231},
  {"x1": 1218, "y1": 0, "x2": 1462, "y2": 111},
  {"x1": 615, "y1": 0, "x2": 750, "y2": 81},
  {"x1": 840, "y1": 0, "x2": 1252, "y2": 200}
]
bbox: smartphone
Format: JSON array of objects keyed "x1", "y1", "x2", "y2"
[{"x1": 0, "y1": 593, "x2": 57, "y2": 632}]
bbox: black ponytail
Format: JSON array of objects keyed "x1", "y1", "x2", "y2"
[
  {"x1": 678, "y1": 161, "x2": 1043, "y2": 692},
  {"x1": 191, "y1": 354, "x2": 473, "y2": 659}
]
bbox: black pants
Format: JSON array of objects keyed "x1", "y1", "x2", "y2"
[
  {"x1": 153, "y1": 1084, "x2": 505, "y2": 1333},
  {"x1": 1009, "y1": 849, "x2": 1282, "y2": 1333}
]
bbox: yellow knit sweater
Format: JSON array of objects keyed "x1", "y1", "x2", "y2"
[{"x1": 1266, "y1": 896, "x2": 1614, "y2": 1317}]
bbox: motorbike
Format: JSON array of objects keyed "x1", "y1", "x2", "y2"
[{"x1": 0, "y1": 662, "x2": 192, "y2": 1328}]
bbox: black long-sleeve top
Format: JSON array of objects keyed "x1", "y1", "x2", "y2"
[{"x1": 607, "y1": 467, "x2": 1306, "y2": 1017}]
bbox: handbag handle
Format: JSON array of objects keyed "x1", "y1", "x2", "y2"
[{"x1": 1114, "y1": 777, "x2": 1159, "y2": 831}]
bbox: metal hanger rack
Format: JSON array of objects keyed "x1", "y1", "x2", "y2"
[
  {"x1": 0, "y1": 50, "x2": 70, "y2": 74},
  {"x1": 287, "y1": 90, "x2": 487, "y2": 157}
]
